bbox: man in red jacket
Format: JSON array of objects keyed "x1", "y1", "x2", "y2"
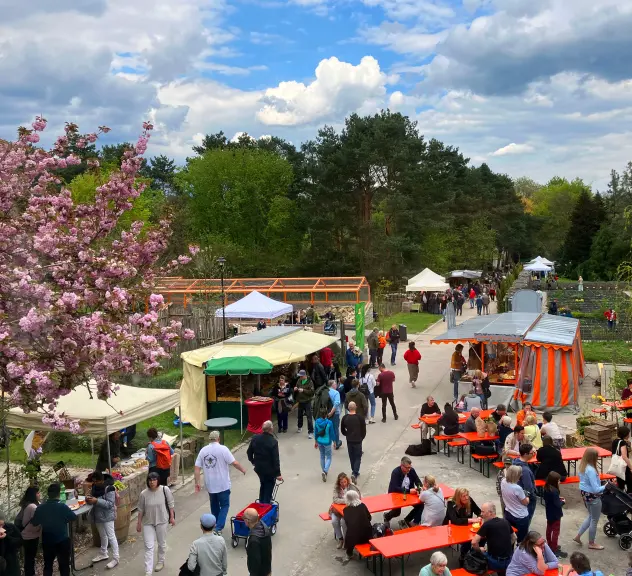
[{"x1": 403, "y1": 341, "x2": 421, "y2": 388}]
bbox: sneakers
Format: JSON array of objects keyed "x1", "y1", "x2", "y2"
[
  {"x1": 297, "y1": 428, "x2": 302, "y2": 433},
  {"x1": 155, "y1": 562, "x2": 164, "y2": 572},
  {"x1": 381, "y1": 418, "x2": 386, "y2": 423},
  {"x1": 308, "y1": 433, "x2": 313, "y2": 439},
  {"x1": 394, "y1": 414, "x2": 399, "y2": 420},
  {"x1": 410, "y1": 382, "x2": 416, "y2": 388},
  {"x1": 106, "y1": 560, "x2": 119, "y2": 569},
  {"x1": 369, "y1": 418, "x2": 375, "y2": 424},
  {"x1": 556, "y1": 548, "x2": 568, "y2": 559},
  {"x1": 213, "y1": 530, "x2": 222, "y2": 536},
  {"x1": 337, "y1": 539, "x2": 344, "y2": 549},
  {"x1": 322, "y1": 472, "x2": 327, "y2": 482},
  {"x1": 351, "y1": 475, "x2": 357, "y2": 484},
  {"x1": 92, "y1": 555, "x2": 110, "y2": 563}
]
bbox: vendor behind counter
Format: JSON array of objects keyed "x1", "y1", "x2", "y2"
[{"x1": 96, "y1": 431, "x2": 121, "y2": 472}]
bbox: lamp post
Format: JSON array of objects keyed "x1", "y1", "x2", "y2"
[{"x1": 217, "y1": 256, "x2": 227, "y2": 340}]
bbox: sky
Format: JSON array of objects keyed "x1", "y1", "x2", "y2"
[{"x1": 2, "y1": 0, "x2": 632, "y2": 189}]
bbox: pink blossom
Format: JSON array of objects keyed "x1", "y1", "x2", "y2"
[
  {"x1": 149, "y1": 293, "x2": 164, "y2": 308},
  {"x1": 188, "y1": 245, "x2": 200, "y2": 256},
  {"x1": 177, "y1": 255, "x2": 192, "y2": 265},
  {"x1": 183, "y1": 329, "x2": 195, "y2": 340}
]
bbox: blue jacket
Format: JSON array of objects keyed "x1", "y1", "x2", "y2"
[
  {"x1": 512, "y1": 458, "x2": 536, "y2": 495},
  {"x1": 31, "y1": 499, "x2": 77, "y2": 544},
  {"x1": 387, "y1": 466, "x2": 421, "y2": 494},
  {"x1": 542, "y1": 487, "x2": 563, "y2": 522},
  {"x1": 314, "y1": 418, "x2": 334, "y2": 446},
  {"x1": 346, "y1": 348, "x2": 361, "y2": 369}
]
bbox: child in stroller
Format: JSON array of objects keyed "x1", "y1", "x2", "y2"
[{"x1": 602, "y1": 482, "x2": 632, "y2": 550}]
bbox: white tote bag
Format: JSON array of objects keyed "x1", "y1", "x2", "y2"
[{"x1": 608, "y1": 440, "x2": 628, "y2": 480}]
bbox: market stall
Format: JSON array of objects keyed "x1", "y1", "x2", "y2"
[
  {"x1": 215, "y1": 290, "x2": 293, "y2": 320},
  {"x1": 406, "y1": 268, "x2": 449, "y2": 292},
  {"x1": 431, "y1": 312, "x2": 584, "y2": 411},
  {"x1": 180, "y1": 326, "x2": 338, "y2": 430}
]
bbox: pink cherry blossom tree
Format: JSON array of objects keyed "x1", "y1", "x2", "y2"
[{"x1": 0, "y1": 118, "x2": 196, "y2": 431}]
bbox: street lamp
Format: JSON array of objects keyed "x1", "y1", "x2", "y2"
[{"x1": 217, "y1": 256, "x2": 227, "y2": 340}]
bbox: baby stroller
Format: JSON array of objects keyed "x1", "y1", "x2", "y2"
[{"x1": 602, "y1": 482, "x2": 632, "y2": 550}]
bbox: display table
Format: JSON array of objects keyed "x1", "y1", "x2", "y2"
[{"x1": 245, "y1": 398, "x2": 273, "y2": 434}]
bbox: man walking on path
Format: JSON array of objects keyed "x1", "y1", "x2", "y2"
[
  {"x1": 387, "y1": 324, "x2": 400, "y2": 366},
  {"x1": 482, "y1": 292, "x2": 490, "y2": 315},
  {"x1": 247, "y1": 421, "x2": 283, "y2": 505},
  {"x1": 377, "y1": 364, "x2": 398, "y2": 423},
  {"x1": 344, "y1": 379, "x2": 368, "y2": 421},
  {"x1": 294, "y1": 369, "x2": 315, "y2": 438},
  {"x1": 186, "y1": 514, "x2": 228, "y2": 576},
  {"x1": 195, "y1": 431, "x2": 247, "y2": 535},
  {"x1": 341, "y1": 401, "x2": 367, "y2": 484},
  {"x1": 244, "y1": 508, "x2": 272, "y2": 576},
  {"x1": 403, "y1": 341, "x2": 421, "y2": 388},
  {"x1": 327, "y1": 380, "x2": 343, "y2": 449},
  {"x1": 367, "y1": 328, "x2": 379, "y2": 368}
]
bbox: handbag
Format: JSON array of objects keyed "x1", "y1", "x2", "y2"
[
  {"x1": 179, "y1": 561, "x2": 200, "y2": 576},
  {"x1": 163, "y1": 486, "x2": 175, "y2": 520},
  {"x1": 462, "y1": 548, "x2": 488, "y2": 575},
  {"x1": 608, "y1": 440, "x2": 628, "y2": 480}
]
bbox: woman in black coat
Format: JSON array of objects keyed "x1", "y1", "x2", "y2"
[
  {"x1": 438, "y1": 403, "x2": 459, "y2": 436},
  {"x1": 444, "y1": 488, "x2": 482, "y2": 564},
  {"x1": 342, "y1": 490, "x2": 372, "y2": 558},
  {"x1": 535, "y1": 437, "x2": 567, "y2": 481}
]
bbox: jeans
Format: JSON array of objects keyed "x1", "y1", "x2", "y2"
[
  {"x1": 23, "y1": 537, "x2": 39, "y2": 576},
  {"x1": 384, "y1": 504, "x2": 423, "y2": 525},
  {"x1": 257, "y1": 473, "x2": 276, "y2": 504},
  {"x1": 477, "y1": 304, "x2": 483, "y2": 315},
  {"x1": 382, "y1": 393, "x2": 397, "y2": 419},
  {"x1": 43, "y1": 539, "x2": 71, "y2": 576},
  {"x1": 451, "y1": 370, "x2": 461, "y2": 400},
  {"x1": 527, "y1": 494, "x2": 537, "y2": 524},
  {"x1": 484, "y1": 551, "x2": 511, "y2": 572},
  {"x1": 319, "y1": 443, "x2": 332, "y2": 473},
  {"x1": 347, "y1": 441, "x2": 363, "y2": 477},
  {"x1": 368, "y1": 393, "x2": 376, "y2": 419},
  {"x1": 331, "y1": 412, "x2": 341, "y2": 446},
  {"x1": 96, "y1": 520, "x2": 119, "y2": 560},
  {"x1": 332, "y1": 512, "x2": 346, "y2": 540},
  {"x1": 505, "y1": 511, "x2": 530, "y2": 543},
  {"x1": 377, "y1": 348, "x2": 384, "y2": 365},
  {"x1": 297, "y1": 401, "x2": 314, "y2": 433},
  {"x1": 390, "y1": 343, "x2": 398, "y2": 365},
  {"x1": 470, "y1": 298, "x2": 475, "y2": 308},
  {"x1": 369, "y1": 348, "x2": 377, "y2": 367},
  {"x1": 277, "y1": 409, "x2": 288, "y2": 431},
  {"x1": 578, "y1": 497, "x2": 602, "y2": 543},
  {"x1": 546, "y1": 519, "x2": 560, "y2": 551},
  {"x1": 209, "y1": 489, "x2": 231, "y2": 531},
  {"x1": 142, "y1": 523, "x2": 167, "y2": 574}
]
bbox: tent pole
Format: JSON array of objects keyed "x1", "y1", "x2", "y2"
[
  {"x1": 106, "y1": 432, "x2": 112, "y2": 473},
  {"x1": 91, "y1": 437, "x2": 95, "y2": 470},
  {"x1": 6, "y1": 428, "x2": 10, "y2": 513},
  {"x1": 240, "y1": 376, "x2": 243, "y2": 435},
  {"x1": 178, "y1": 406, "x2": 185, "y2": 486}
]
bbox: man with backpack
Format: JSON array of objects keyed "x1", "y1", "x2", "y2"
[
  {"x1": 147, "y1": 427, "x2": 174, "y2": 486},
  {"x1": 294, "y1": 370, "x2": 315, "y2": 439},
  {"x1": 344, "y1": 379, "x2": 368, "y2": 421}
]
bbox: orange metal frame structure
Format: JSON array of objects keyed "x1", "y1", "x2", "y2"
[{"x1": 155, "y1": 276, "x2": 371, "y2": 307}]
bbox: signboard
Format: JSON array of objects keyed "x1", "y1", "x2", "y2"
[{"x1": 354, "y1": 303, "x2": 365, "y2": 351}]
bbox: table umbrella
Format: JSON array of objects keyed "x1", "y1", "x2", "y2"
[{"x1": 204, "y1": 356, "x2": 274, "y2": 433}]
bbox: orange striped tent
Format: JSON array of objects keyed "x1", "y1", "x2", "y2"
[{"x1": 431, "y1": 312, "x2": 583, "y2": 411}]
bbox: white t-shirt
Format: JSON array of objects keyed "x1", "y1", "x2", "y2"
[
  {"x1": 501, "y1": 480, "x2": 528, "y2": 518},
  {"x1": 195, "y1": 443, "x2": 235, "y2": 494},
  {"x1": 362, "y1": 374, "x2": 376, "y2": 394},
  {"x1": 541, "y1": 421, "x2": 563, "y2": 440},
  {"x1": 402, "y1": 476, "x2": 411, "y2": 491}
]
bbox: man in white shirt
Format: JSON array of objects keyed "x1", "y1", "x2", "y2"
[
  {"x1": 540, "y1": 411, "x2": 565, "y2": 449},
  {"x1": 195, "y1": 431, "x2": 247, "y2": 535}
]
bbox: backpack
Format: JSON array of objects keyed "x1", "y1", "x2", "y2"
[
  {"x1": 359, "y1": 377, "x2": 370, "y2": 398},
  {"x1": 152, "y1": 440, "x2": 173, "y2": 469},
  {"x1": 312, "y1": 385, "x2": 333, "y2": 417},
  {"x1": 14, "y1": 506, "x2": 29, "y2": 532}
]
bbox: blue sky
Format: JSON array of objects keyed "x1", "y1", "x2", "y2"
[{"x1": 2, "y1": 0, "x2": 632, "y2": 188}]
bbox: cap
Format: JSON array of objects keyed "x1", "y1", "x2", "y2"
[
  {"x1": 298, "y1": 370, "x2": 307, "y2": 377},
  {"x1": 200, "y1": 513, "x2": 217, "y2": 529}
]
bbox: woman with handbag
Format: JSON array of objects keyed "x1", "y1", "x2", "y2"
[
  {"x1": 329, "y1": 473, "x2": 360, "y2": 549},
  {"x1": 611, "y1": 426, "x2": 632, "y2": 493},
  {"x1": 137, "y1": 472, "x2": 175, "y2": 576},
  {"x1": 573, "y1": 448, "x2": 607, "y2": 550}
]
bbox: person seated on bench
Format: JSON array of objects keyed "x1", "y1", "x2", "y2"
[
  {"x1": 464, "y1": 407, "x2": 481, "y2": 433},
  {"x1": 497, "y1": 416, "x2": 513, "y2": 454},
  {"x1": 491, "y1": 404, "x2": 508, "y2": 424},
  {"x1": 541, "y1": 412, "x2": 565, "y2": 449},
  {"x1": 535, "y1": 437, "x2": 567, "y2": 481},
  {"x1": 515, "y1": 402, "x2": 537, "y2": 427},
  {"x1": 438, "y1": 403, "x2": 459, "y2": 436},
  {"x1": 524, "y1": 415, "x2": 543, "y2": 449},
  {"x1": 506, "y1": 530, "x2": 558, "y2": 576},
  {"x1": 420, "y1": 396, "x2": 441, "y2": 441},
  {"x1": 472, "y1": 501, "x2": 515, "y2": 574},
  {"x1": 419, "y1": 551, "x2": 451, "y2": 576},
  {"x1": 503, "y1": 425, "x2": 525, "y2": 460},
  {"x1": 464, "y1": 391, "x2": 482, "y2": 413},
  {"x1": 342, "y1": 490, "x2": 372, "y2": 559},
  {"x1": 330, "y1": 473, "x2": 360, "y2": 549},
  {"x1": 444, "y1": 487, "x2": 482, "y2": 566},
  {"x1": 383, "y1": 456, "x2": 423, "y2": 529},
  {"x1": 419, "y1": 475, "x2": 446, "y2": 527}
]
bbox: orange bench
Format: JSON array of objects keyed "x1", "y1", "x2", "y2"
[
  {"x1": 451, "y1": 570, "x2": 496, "y2": 576},
  {"x1": 319, "y1": 512, "x2": 331, "y2": 521},
  {"x1": 435, "y1": 434, "x2": 461, "y2": 455},
  {"x1": 535, "y1": 474, "x2": 615, "y2": 504},
  {"x1": 592, "y1": 407, "x2": 608, "y2": 418},
  {"x1": 471, "y1": 453, "x2": 499, "y2": 478},
  {"x1": 411, "y1": 423, "x2": 420, "y2": 429},
  {"x1": 447, "y1": 439, "x2": 468, "y2": 463},
  {"x1": 355, "y1": 524, "x2": 425, "y2": 571},
  {"x1": 625, "y1": 418, "x2": 632, "y2": 424},
  {"x1": 493, "y1": 461, "x2": 504, "y2": 470}
]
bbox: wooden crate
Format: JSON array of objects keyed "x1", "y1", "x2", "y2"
[{"x1": 584, "y1": 424, "x2": 615, "y2": 448}]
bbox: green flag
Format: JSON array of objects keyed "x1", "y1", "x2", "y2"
[{"x1": 354, "y1": 303, "x2": 365, "y2": 351}]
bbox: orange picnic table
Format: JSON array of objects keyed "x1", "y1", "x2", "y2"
[
  {"x1": 529, "y1": 566, "x2": 571, "y2": 576},
  {"x1": 331, "y1": 484, "x2": 455, "y2": 516},
  {"x1": 370, "y1": 523, "x2": 473, "y2": 576},
  {"x1": 419, "y1": 409, "x2": 494, "y2": 424},
  {"x1": 603, "y1": 399, "x2": 632, "y2": 409},
  {"x1": 529, "y1": 445, "x2": 612, "y2": 475}
]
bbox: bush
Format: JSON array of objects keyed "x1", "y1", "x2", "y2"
[{"x1": 46, "y1": 432, "x2": 94, "y2": 453}]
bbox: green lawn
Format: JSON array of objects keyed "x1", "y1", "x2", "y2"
[
  {"x1": 582, "y1": 340, "x2": 632, "y2": 364},
  {"x1": 371, "y1": 312, "x2": 439, "y2": 334}
]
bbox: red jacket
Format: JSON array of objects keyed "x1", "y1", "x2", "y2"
[
  {"x1": 320, "y1": 347, "x2": 333, "y2": 368},
  {"x1": 469, "y1": 289, "x2": 476, "y2": 298},
  {"x1": 403, "y1": 349, "x2": 421, "y2": 365}
]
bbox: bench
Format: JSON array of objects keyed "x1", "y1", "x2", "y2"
[
  {"x1": 451, "y1": 570, "x2": 496, "y2": 576},
  {"x1": 471, "y1": 453, "x2": 499, "y2": 478},
  {"x1": 319, "y1": 512, "x2": 331, "y2": 521},
  {"x1": 411, "y1": 423, "x2": 420, "y2": 430},
  {"x1": 625, "y1": 418, "x2": 632, "y2": 424},
  {"x1": 355, "y1": 524, "x2": 425, "y2": 572},
  {"x1": 447, "y1": 439, "x2": 468, "y2": 463},
  {"x1": 591, "y1": 407, "x2": 608, "y2": 419},
  {"x1": 535, "y1": 474, "x2": 616, "y2": 503},
  {"x1": 493, "y1": 461, "x2": 504, "y2": 470},
  {"x1": 435, "y1": 434, "x2": 460, "y2": 454}
]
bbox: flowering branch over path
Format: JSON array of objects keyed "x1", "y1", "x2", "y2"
[{"x1": 0, "y1": 118, "x2": 195, "y2": 430}]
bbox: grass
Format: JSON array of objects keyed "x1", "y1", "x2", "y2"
[
  {"x1": 582, "y1": 340, "x2": 632, "y2": 364},
  {"x1": 370, "y1": 311, "x2": 439, "y2": 334}
]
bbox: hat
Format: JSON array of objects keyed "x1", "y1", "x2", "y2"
[
  {"x1": 298, "y1": 370, "x2": 307, "y2": 377},
  {"x1": 200, "y1": 513, "x2": 217, "y2": 529}
]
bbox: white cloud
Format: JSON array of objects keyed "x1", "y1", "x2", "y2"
[
  {"x1": 491, "y1": 143, "x2": 535, "y2": 156},
  {"x1": 359, "y1": 22, "x2": 446, "y2": 55},
  {"x1": 256, "y1": 56, "x2": 394, "y2": 126},
  {"x1": 361, "y1": 0, "x2": 456, "y2": 23}
]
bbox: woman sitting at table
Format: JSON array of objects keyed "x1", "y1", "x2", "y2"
[
  {"x1": 444, "y1": 487, "x2": 482, "y2": 565},
  {"x1": 535, "y1": 437, "x2": 567, "y2": 481},
  {"x1": 342, "y1": 490, "x2": 372, "y2": 558},
  {"x1": 506, "y1": 530, "x2": 558, "y2": 576},
  {"x1": 329, "y1": 473, "x2": 360, "y2": 549},
  {"x1": 497, "y1": 415, "x2": 513, "y2": 453},
  {"x1": 524, "y1": 415, "x2": 543, "y2": 449},
  {"x1": 438, "y1": 403, "x2": 459, "y2": 436},
  {"x1": 419, "y1": 551, "x2": 451, "y2": 576},
  {"x1": 419, "y1": 475, "x2": 446, "y2": 527},
  {"x1": 420, "y1": 396, "x2": 442, "y2": 441}
]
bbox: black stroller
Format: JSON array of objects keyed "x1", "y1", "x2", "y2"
[{"x1": 602, "y1": 482, "x2": 632, "y2": 550}]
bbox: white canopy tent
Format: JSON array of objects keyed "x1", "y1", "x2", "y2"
[
  {"x1": 215, "y1": 290, "x2": 293, "y2": 319},
  {"x1": 524, "y1": 262, "x2": 552, "y2": 272},
  {"x1": 406, "y1": 268, "x2": 449, "y2": 292},
  {"x1": 529, "y1": 256, "x2": 554, "y2": 266}
]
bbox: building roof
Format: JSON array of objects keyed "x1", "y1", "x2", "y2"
[{"x1": 523, "y1": 314, "x2": 579, "y2": 347}]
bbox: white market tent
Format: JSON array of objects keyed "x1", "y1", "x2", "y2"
[
  {"x1": 6, "y1": 382, "x2": 181, "y2": 435},
  {"x1": 529, "y1": 256, "x2": 554, "y2": 266},
  {"x1": 406, "y1": 268, "x2": 450, "y2": 292},
  {"x1": 524, "y1": 262, "x2": 552, "y2": 272},
  {"x1": 215, "y1": 290, "x2": 292, "y2": 319}
]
